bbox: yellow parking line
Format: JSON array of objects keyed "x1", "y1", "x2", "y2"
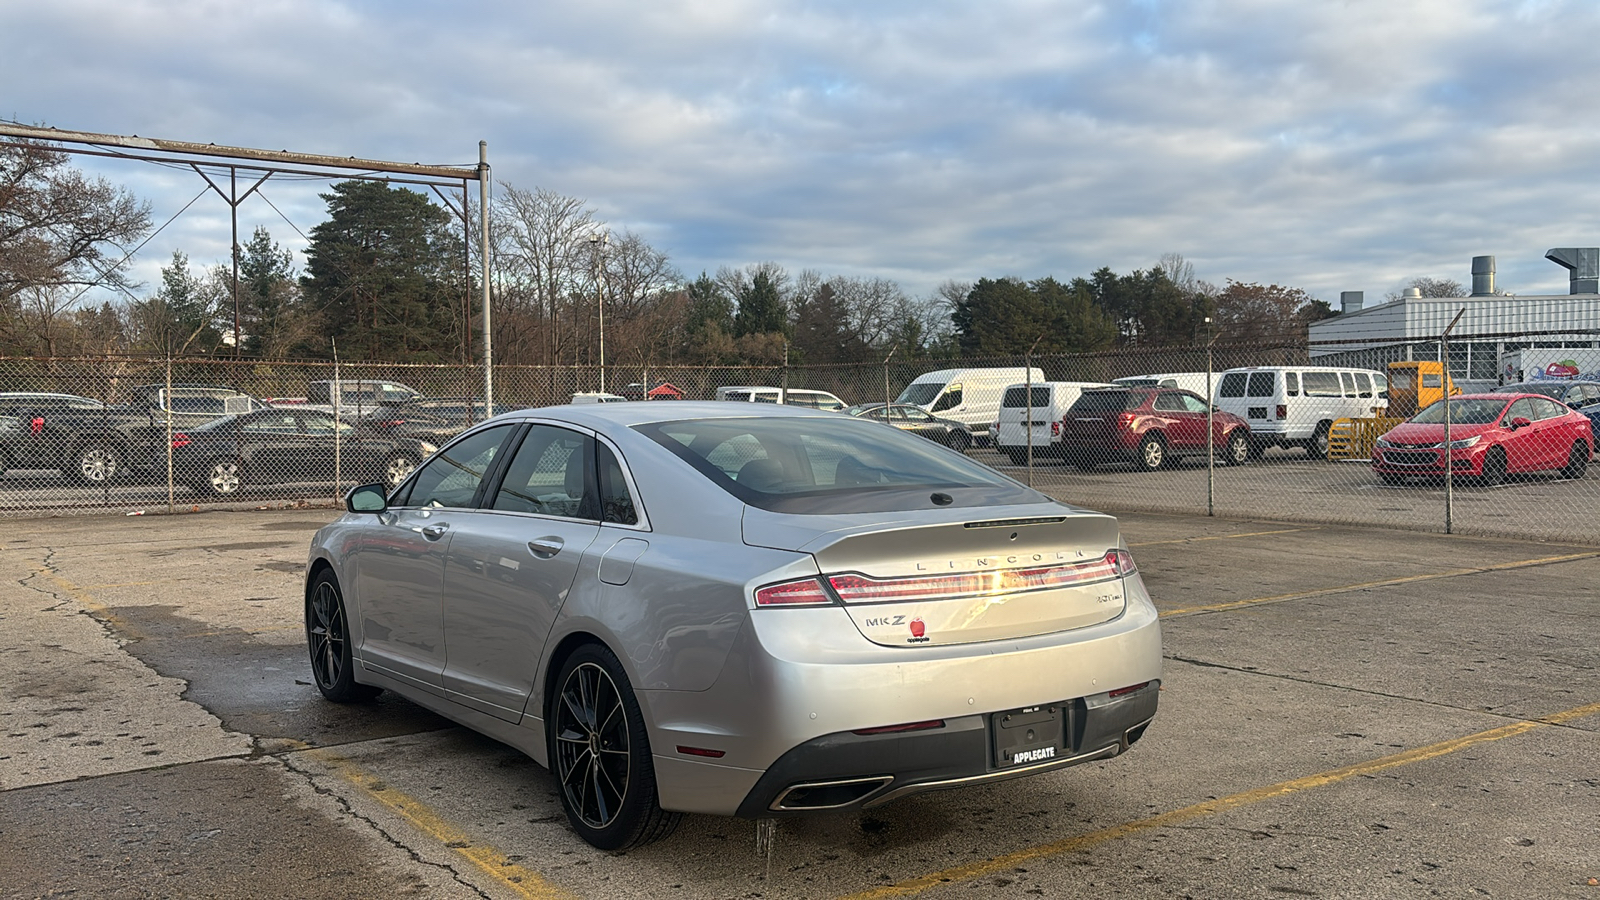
[
  {"x1": 1161, "y1": 551, "x2": 1600, "y2": 617},
  {"x1": 305, "y1": 748, "x2": 574, "y2": 900},
  {"x1": 843, "y1": 699, "x2": 1600, "y2": 899},
  {"x1": 1129, "y1": 527, "x2": 1316, "y2": 547}
]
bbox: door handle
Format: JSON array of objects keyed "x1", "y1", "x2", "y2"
[
  {"x1": 528, "y1": 537, "x2": 564, "y2": 558},
  {"x1": 420, "y1": 523, "x2": 449, "y2": 540}
]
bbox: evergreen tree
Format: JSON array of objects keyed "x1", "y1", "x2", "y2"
[{"x1": 734, "y1": 270, "x2": 786, "y2": 337}]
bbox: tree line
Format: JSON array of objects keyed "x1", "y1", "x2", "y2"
[{"x1": 4, "y1": 137, "x2": 1390, "y2": 366}]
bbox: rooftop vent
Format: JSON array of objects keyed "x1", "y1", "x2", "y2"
[
  {"x1": 1546, "y1": 248, "x2": 1600, "y2": 294},
  {"x1": 1402, "y1": 287, "x2": 1422, "y2": 299},
  {"x1": 1340, "y1": 291, "x2": 1364, "y2": 313},
  {"x1": 1471, "y1": 256, "x2": 1496, "y2": 296}
]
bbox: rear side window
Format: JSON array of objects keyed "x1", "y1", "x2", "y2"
[
  {"x1": 1303, "y1": 372, "x2": 1341, "y2": 397},
  {"x1": 1340, "y1": 372, "x2": 1357, "y2": 397},
  {"x1": 1246, "y1": 372, "x2": 1275, "y2": 398},
  {"x1": 1218, "y1": 373, "x2": 1247, "y2": 398},
  {"x1": 1355, "y1": 374, "x2": 1373, "y2": 398},
  {"x1": 1285, "y1": 372, "x2": 1299, "y2": 397},
  {"x1": 1153, "y1": 392, "x2": 1187, "y2": 412},
  {"x1": 1070, "y1": 390, "x2": 1142, "y2": 413}
]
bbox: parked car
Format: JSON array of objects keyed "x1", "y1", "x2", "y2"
[
  {"x1": 1492, "y1": 381, "x2": 1600, "y2": 429},
  {"x1": 362, "y1": 397, "x2": 493, "y2": 444},
  {"x1": 1060, "y1": 387, "x2": 1252, "y2": 470},
  {"x1": 994, "y1": 382, "x2": 1115, "y2": 465},
  {"x1": 306, "y1": 402, "x2": 1162, "y2": 849},
  {"x1": 1214, "y1": 366, "x2": 1387, "y2": 458},
  {"x1": 894, "y1": 367, "x2": 1044, "y2": 446},
  {"x1": 715, "y1": 386, "x2": 847, "y2": 410},
  {"x1": 4, "y1": 385, "x2": 269, "y2": 484},
  {"x1": 1371, "y1": 393, "x2": 1592, "y2": 486},
  {"x1": 843, "y1": 402, "x2": 973, "y2": 451},
  {"x1": 0, "y1": 393, "x2": 106, "y2": 473},
  {"x1": 173, "y1": 408, "x2": 435, "y2": 497},
  {"x1": 1112, "y1": 373, "x2": 1215, "y2": 397},
  {"x1": 305, "y1": 379, "x2": 421, "y2": 418},
  {"x1": 570, "y1": 392, "x2": 627, "y2": 404}
]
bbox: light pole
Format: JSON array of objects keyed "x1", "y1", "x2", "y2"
[{"x1": 589, "y1": 231, "x2": 610, "y2": 394}]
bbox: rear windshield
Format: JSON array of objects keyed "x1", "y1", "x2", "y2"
[
  {"x1": 1002, "y1": 386, "x2": 1053, "y2": 407},
  {"x1": 635, "y1": 416, "x2": 1042, "y2": 514},
  {"x1": 1218, "y1": 373, "x2": 1247, "y2": 398},
  {"x1": 1246, "y1": 372, "x2": 1275, "y2": 397},
  {"x1": 1068, "y1": 390, "x2": 1143, "y2": 413}
]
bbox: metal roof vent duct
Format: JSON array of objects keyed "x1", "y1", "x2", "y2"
[
  {"x1": 1340, "y1": 291, "x2": 1364, "y2": 313},
  {"x1": 1470, "y1": 256, "x2": 1496, "y2": 296},
  {"x1": 1546, "y1": 247, "x2": 1600, "y2": 294},
  {"x1": 1402, "y1": 287, "x2": 1422, "y2": 299}
]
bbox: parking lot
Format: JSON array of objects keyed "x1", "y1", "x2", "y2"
[{"x1": 3, "y1": 504, "x2": 1597, "y2": 898}]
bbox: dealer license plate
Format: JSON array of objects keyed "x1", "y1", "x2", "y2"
[{"x1": 991, "y1": 703, "x2": 1065, "y2": 768}]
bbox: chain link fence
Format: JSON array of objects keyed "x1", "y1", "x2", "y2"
[{"x1": 2, "y1": 342, "x2": 1596, "y2": 545}]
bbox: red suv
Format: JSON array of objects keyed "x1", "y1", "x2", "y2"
[{"x1": 1060, "y1": 387, "x2": 1251, "y2": 470}]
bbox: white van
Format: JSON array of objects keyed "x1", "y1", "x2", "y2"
[
  {"x1": 570, "y1": 392, "x2": 627, "y2": 404},
  {"x1": 895, "y1": 367, "x2": 1044, "y2": 444},
  {"x1": 995, "y1": 381, "x2": 1116, "y2": 465},
  {"x1": 1113, "y1": 373, "x2": 1215, "y2": 398},
  {"x1": 715, "y1": 386, "x2": 847, "y2": 411},
  {"x1": 1214, "y1": 366, "x2": 1388, "y2": 457}
]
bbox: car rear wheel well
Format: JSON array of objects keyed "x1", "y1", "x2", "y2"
[
  {"x1": 542, "y1": 631, "x2": 612, "y2": 715},
  {"x1": 305, "y1": 558, "x2": 335, "y2": 603}
]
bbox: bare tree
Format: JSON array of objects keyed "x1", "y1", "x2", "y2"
[
  {"x1": 1387, "y1": 276, "x2": 1466, "y2": 301},
  {"x1": 492, "y1": 185, "x2": 599, "y2": 365}
]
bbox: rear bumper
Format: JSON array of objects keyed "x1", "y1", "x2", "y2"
[{"x1": 732, "y1": 680, "x2": 1159, "y2": 817}]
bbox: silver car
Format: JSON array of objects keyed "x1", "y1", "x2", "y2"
[{"x1": 305, "y1": 402, "x2": 1162, "y2": 850}]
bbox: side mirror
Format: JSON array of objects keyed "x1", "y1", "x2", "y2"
[{"x1": 345, "y1": 483, "x2": 389, "y2": 513}]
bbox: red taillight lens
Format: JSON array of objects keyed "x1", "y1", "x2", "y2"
[
  {"x1": 675, "y1": 745, "x2": 726, "y2": 758},
  {"x1": 1108, "y1": 681, "x2": 1151, "y2": 699},
  {"x1": 1106, "y1": 548, "x2": 1137, "y2": 576},
  {"x1": 30, "y1": 416, "x2": 43, "y2": 435},
  {"x1": 828, "y1": 552, "x2": 1129, "y2": 604},
  {"x1": 1117, "y1": 412, "x2": 1137, "y2": 427},
  {"x1": 1051, "y1": 421, "x2": 1061, "y2": 436},
  {"x1": 852, "y1": 720, "x2": 945, "y2": 735},
  {"x1": 754, "y1": 577, "x2": 832, "y2": 607},
  {"x1": 170, "y1": 433, "x2": 191, "y2": 449},
  {"x1": 1276, "y1": 404, "x2": 1287, "y2": 419}
]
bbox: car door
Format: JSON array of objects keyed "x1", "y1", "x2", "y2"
[
  {"x1": 1153, "y1": 391, "x2": 1202, "y2": 451},
  {"x1": 238, "y1": 411, "x2": 305, "y2": 483},
  {"x1": 440, "y1": 423, "x2": 602, "y2": 721},
  {"x1": 297, "y1": 410, "x2": 378, "y2": 484},
  {"x1": 1530, "y1": 396, "x2": 1574, "y2": 469},
  {"x1": 352, "y1": 424, "x2": 518, "y2": 693},
  {"x1": 1498, "y1": 398, "x2": 1540, "y2": 471}
]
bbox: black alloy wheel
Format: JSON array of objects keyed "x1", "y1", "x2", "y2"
[
  {"x1": 306, "y1": 571, "x2": 380, "y2": 703},
  {"x1": 1562, "y1": 441, "x2": 1589, "y2": 480},
  {"x1": 1479, "y1": 447, "x2": 1507, "y2": 487},
  {"x1": 549, "y1": 644, "x2": 680, "y2": 850}
]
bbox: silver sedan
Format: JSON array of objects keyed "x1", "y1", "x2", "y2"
[{"x1": 304, "y1": 402, "x2": 1162, "y2": 850}]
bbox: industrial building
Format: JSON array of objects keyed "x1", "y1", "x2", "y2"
[{"x1": 1309, "y1": 249, "x2": 1600, "y2": 390}]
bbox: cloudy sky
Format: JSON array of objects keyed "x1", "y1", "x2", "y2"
[{"x1": 6, "y1": 0, "x2": 1600, "y2": 309}]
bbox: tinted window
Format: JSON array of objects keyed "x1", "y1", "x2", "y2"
[
  {"x1": 1003, "y1": 386, "x2": 1053, "y2": 408},
  {"x1": 242, "y1": 413, "x2": 300, "y2": 434},
  {"x1": 1340, "y1": 372, "x2": 1357, "y2": 396},
  {"x1": 1355, "y1": 374, "x2": 1373, "y2": 398},
  {"x1": 300, "y1": 411, "x2": 354, "y2": 438},
  {"x1": 395, "y1": 424, "x2": 514, "y2": 508},
  {"x1": 1070, "y1": 390, "x2": 1142, "y2": 413},
  {"x1": 1503, "y1": 398, "x2": 1537, "y2": 424},
  {"x1": 1218, "y1": 373, "x2": 1247, "y2": 398},
  {"x1": 1303, "y1": 372, "x2": 1341, "y2": 397},
  {"x1": 1532, "y1": 397, "x2": 1567, "y2": 420},
  {"x1": 896, "y1": 383, "x2": 943, "y2": 406},
  {"x1": 637, "y1": 416, "x2": 1041, "y2": 514},
  {"x1": 932, "y1": 385, "x2": 962, "y2": 412},
  {"x1": 1246, "y1": 372, "x2": 1275, "y2": 398},
  {"x1": 1180, "y1": 394, "x2": 1210, "y2": 413},
  {"x1": 491, "y1": 424, "x2": 595, "y2": 519},
  {"x1": 597, "y1": 443, "x2": 638, "y2": 525},
  {"x1": 1153, "y1": 392, "x2": 1187, "y2": 412}
]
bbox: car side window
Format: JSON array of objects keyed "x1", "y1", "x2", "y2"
[
  {"x1": 1153, "y1": 392, "x2": 1186, "y2": 412},
  {"x1": 243, "y1": 413, "x2": 300, "y2": 434},
  {"x1": 1503, "y1": 398, "x2": 1536, "y2": 425},
  {"x1": 395, "y1": 424, "x2": 515, "y2": 509},
  {"x1": 598, "y1": 443, "x2": 639, "y2": 526},
  {"x1": 1245, "y1": 372, "x2": 1275, "y2": 398},
  {"x1": 492, "y1": 424, "x2": 596, "y2": 519},
  {"x1": 1532, "y1": 397, "x2": 1566, "y2": 420},
  {"x1": 933, "y1": 385, "x2": 962, "y2": 412},
  {"x1": 1284, "y1": 372, "x2": 1300, "y2": 397},
  {"x1": 300, "y1": 411, "x2": 354, "y2": 437},
  {"x1": 1339, "y1": 372, "x2": 1357, "y2": 397},
  {"x1": 1355, "y1": 373, "x2": 1373, "y2": 398},
  {"x1": 1180, "y1": 394, "x2": 1210, "y2": 414}
]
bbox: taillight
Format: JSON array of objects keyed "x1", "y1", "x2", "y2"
[
  {"x1": 170, "y1": 433, "x2": 191, "y2": 449},
  {"x1": 30, "y1": 416, "x2": 43, "y2": 435},
  {"x1": 754, "y1": 577, "x2": 832, "y2": 607},
  {"x1": 1051, "y1": 421, "x2": 1061, "y2": 436},
  {"x1": 1108, "y1": 681, "x2": 1151, "y2": 699},
  {"x1": 828, "y1": 553, "x2": 1127, "y2": 604},
  {"x1": 1117, "y1": 412, "x2": 1137, "y2": 427},
  {"x1": 1276, "y1": 404, "x2": 1287, "y2": 419},
  {"x1": 1106, "y1": 548, "x2": 1137, "y2": 576}
]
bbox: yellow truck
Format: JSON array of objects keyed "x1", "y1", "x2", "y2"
[{"x1": 1326, "y1": 361, "x2": 1460, "y2": 460}]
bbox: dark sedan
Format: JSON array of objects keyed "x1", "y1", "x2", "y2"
[
  {"x1": 173, "y1": 409, "x2": 436, "y2": 497},
  {"x1": 844, "y1": 403, "x2": 972, "y2": 451},
  {"x1": 360, "y1": 397, "x2": 494, "y2": 445}
]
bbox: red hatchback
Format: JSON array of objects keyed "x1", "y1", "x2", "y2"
[
  {"x1": 1060, "y1": 387, "x2": 1251, "y2": 470},
  {"x1": 1371, "y1": 393, "x2": 1592, "y2": 486}
]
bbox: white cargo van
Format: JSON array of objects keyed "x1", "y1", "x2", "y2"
[
  {"x1": 895, "y1": 367, "x2": 1044, "y2": 444},
  {"x1": 715, "y1": 386, "x2": 847, "y2": 411},
  {"x1": 1113, "y1": 373, "x2": 1214, "y2": 398},
  {"x1": 1214, "y1": 366, "x2": 1388, "y2": 458},
  {"x1": 995, "y1": 381, "x2": 1116, "y2": 465}
]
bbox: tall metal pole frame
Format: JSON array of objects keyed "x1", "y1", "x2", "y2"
[
  {"x1": 590, "y1": 230, "x2": 610, "y2": 394},
  {"x1": 1441, "y1": 308, "x2": 1466, "y2": 534},
  {"x1": 479, "y1": 142, "x2": 493, "y2": 417}
]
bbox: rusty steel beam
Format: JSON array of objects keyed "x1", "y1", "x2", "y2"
[{"x1": 0, "y1": 123, "x2": 480, "y2": 181}]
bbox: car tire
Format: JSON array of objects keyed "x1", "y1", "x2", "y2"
[
  {"x1": 549, "y1": 643, "x2": 681, "y2": 851},
  {"x1": 1309, "y1": 422, "x2": 1332, "y2": 460},
  {"x1": 383, "y1": 453, "x2": 417, "y2": 488},
  {"x1": 200, "y1": 458, "x2": 244, "y2": 496},
  {"x1": 1222, "y1": 430, "x2": 1250, "y2": 466},
  {"x1": 1479, "y1": 447, "x2": 1506, "y2": 487},
  {"x1": 1137, "y1": 434, "x2": 1166, "y2": 470},
  {"x1": 305, "y1": 570, "x2": 380, "y2": 703},
  {"x1": 1003, "y1": 448, "x2": 1026, "y2": 466},
  {"x1": 74, "y1": 442, "x2": 121, "y2": 485},
  {"x1": 1562, "y1": 441, "x2": 1589, "y2": 480}
]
